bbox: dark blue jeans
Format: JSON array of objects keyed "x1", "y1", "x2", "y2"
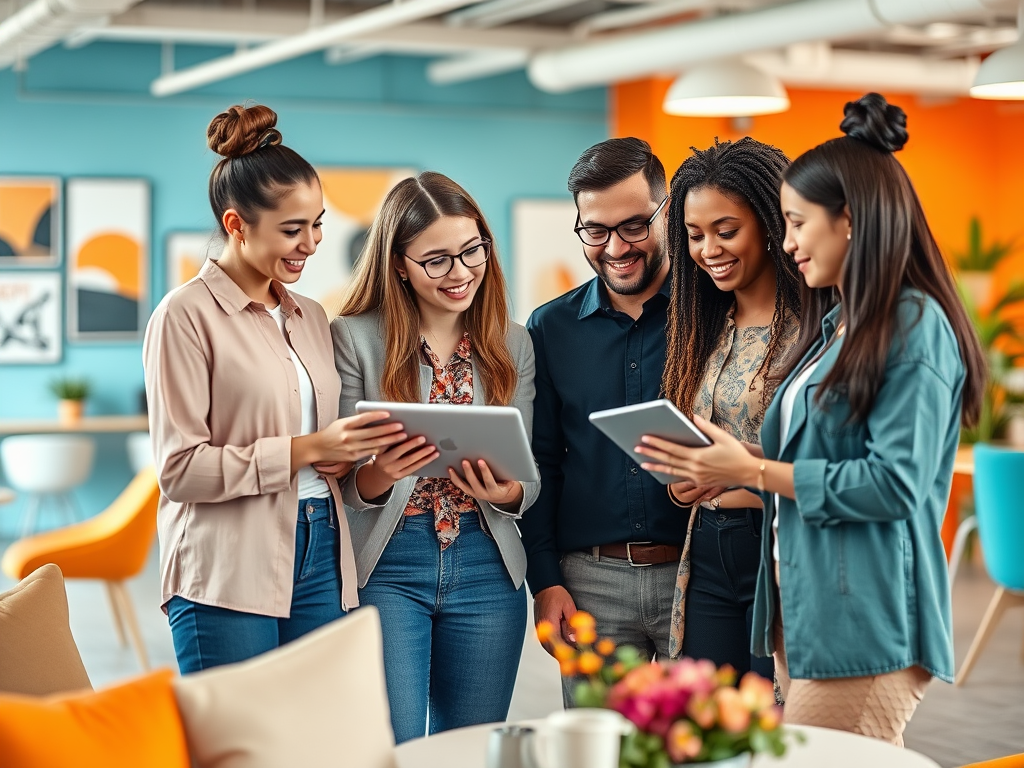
[
  {"x1": 681, "y1": 506, "x2": 774, "y2": 681},
  {"x1": 167, "y1": 497, "x2": 346, "y2": 674},
  {"x1": 358, "y1": 511, "x2": 526, "y2": 744}
]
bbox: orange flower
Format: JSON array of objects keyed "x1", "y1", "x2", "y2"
[
  {"x1": 536, "y1": 620, "x2": 555, "y2": 644},
  {"x1": 578, "y1": 651, "x2": 604, "y2": 675},
  {"x1": 738, "y1": 671, "x2": 775, "y2": 712},
  {"x1": 553, "y1": 644, "x2": 576, "y2": 662},
  {"x1": 576, "y1": 627, "x2": 597, "y2": 645},
  {"x1": 666, "y1": 720, "x2": 703, "y2": 763},
  {"x1": 759, "y1": 706, "x2": 782, "y2": 731},
  {"x1": 568, "y1": 611, "x2": 596, "y2": 631},
  {"x1": 559, "y1": 658, "x2": 578, "y2": 676},
  {"x1": 687, "y1": 692, "x2": 717, "y2": 730},
  {"x1": 715, "y1": 687, "x2": 751, "y2": 733},
  {"x1": 596, "y1": 638, "x2": 616, "y2": 656}
]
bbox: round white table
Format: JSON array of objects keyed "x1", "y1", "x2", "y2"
[{"x1": 394, "y1": 721, "x2": 941, "y2": 768}]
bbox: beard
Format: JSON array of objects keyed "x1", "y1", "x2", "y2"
[{"x1": 588, "y1": 241, "x2": 666, "y2": 297}]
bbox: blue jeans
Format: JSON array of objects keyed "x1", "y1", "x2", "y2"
[
  {"x1": 681, "y1": 506, "x2": 774, "y2": 680},
  {"x1": 167, "y1": 497, "x2": 345, "y2": 674},
  {"x1": 358, "y1": 511, "x2": 526, "y2": 744}
]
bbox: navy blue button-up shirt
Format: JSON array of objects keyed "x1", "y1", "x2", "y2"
[{"x1": 519, "y1": 275, "x2": 686, "y2": 594}]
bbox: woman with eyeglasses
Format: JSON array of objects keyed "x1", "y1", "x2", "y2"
[{"x1": 330, "y1": 171, "x2": 537, "y2": 743}]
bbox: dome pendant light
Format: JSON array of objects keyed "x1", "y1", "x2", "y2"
[
  {"x1": 663, "y1": 59, "x2": 790, "y2": 117},
  {"x1": 971, "y1": 1, "x2": 1024, "y2": 99}
]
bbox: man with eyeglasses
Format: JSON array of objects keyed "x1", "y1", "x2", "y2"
[{"x1": 520, "y1": 137, "x2": 683, "y2": 705}]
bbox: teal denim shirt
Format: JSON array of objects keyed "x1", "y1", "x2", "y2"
[{"x1": 752, "y1": 288, "x2": 963, "y2": 683}]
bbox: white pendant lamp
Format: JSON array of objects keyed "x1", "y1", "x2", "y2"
[
  {"x1": 663, "y1": 59, "x2": 790, "y2": 117},
  {"x1": 971, "y1": 1, "x2": 1024, "y2": 99}
]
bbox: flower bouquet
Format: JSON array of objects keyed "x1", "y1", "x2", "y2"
[{"x1": 537, "y1": 612, "x2": 793, "y2": 767}]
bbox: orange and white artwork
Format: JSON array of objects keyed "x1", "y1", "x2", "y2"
[
  {"x1": 66, "y1": 178, "x2": 150, "y2": 341},
  {"x1": 512, "y1": 199, "x2": 594, "y2": 324},
  {"x1": 0, "y1": 177, "x2": 61, "y2": 267},
  {"x1": 289, "y1": 167, "x2": 414, "y2": 315},
  {"x1": 166, "y1": 231, "x2": 223, "y2": 293}
]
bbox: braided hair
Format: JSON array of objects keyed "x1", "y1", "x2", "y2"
[{"x1": 662, "y1": 137, "x2": 800, "y2": 414}]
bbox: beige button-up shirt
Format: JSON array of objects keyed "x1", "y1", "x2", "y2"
[{"x1": 143, "y1": 259, "x2": 358, "y2": 617}]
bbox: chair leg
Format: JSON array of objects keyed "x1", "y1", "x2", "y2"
[
  {"x1": 110, "y1": 581, "x2": 149, "y2": 671},
  {"x1": 104, "y1": 581, "x2": 128, "y2": 648},
  {"x1": 948, "y1": 514, "x2": 978, "y2": 585},
  {"x1": 956, "y1": 587, "x2": 1024, "y2": 686},
  {"x1": 19, "y1": 494, "x2": 42, "y2": 538}
]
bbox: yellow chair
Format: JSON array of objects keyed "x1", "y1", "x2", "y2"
[
  {"x1": 1, "y1": 468, "x2": 159, "y2": 670},
  {"x1": 959, "y1": 756, "x2": 1024, "y2": 768}
]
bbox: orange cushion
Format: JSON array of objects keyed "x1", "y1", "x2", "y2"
[
  {"x1": 0, "y1": 668, "x2": 189, "y2": 768},
  {"x1": 960, "y1": 758, "x2": 1024, "y2": 768}
]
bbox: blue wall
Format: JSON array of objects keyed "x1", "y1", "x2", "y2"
[{"x1": 0, "y1": 41, "x2": 607, "y2": 534}]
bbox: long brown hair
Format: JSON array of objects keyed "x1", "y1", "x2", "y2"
[
  {"x1": 663, "y1": 137, "x2": 800, "y2": 414},
  {"x1": 783, "y1": 93, "x2": 985, "y2": 426},
  {"x1": 337, "y1": 172, "x2": 517, "y2": 406}
]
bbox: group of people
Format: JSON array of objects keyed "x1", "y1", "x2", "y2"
[{"x1": 143, "y1": 93, "x2": 984, "y2": 749}]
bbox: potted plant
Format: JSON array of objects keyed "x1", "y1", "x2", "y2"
[
  {"x1": 537, "y1": 613, "x2": 794, "y2": 767},
  {"x1": 49, "y1": 377, "x2": 90, "y2": 424},
  {"x1": 952, "y1": 217, "x2": 1017, "y2": 309}
]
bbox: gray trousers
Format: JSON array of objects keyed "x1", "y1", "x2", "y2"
[{"x1": 559, "y1": 549, "x2": 677, "y2": 707}]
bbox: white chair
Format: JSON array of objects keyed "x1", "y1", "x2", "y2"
[
  {"x1": 125, "y1": 432, "x2": 153, "y2": 474},
  {"x1": 0, "y1": 435, "x2": 96, "y2": 537}
]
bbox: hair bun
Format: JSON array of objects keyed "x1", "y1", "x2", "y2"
[
  {"x1": 839, "y1": 93, "x2": 908, "y2": 153},
  {"x1": 207, "y1": 104, "x2": 281, "y2": 159}
]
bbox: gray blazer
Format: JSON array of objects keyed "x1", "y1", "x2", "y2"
[{"x1": 330, "y1": 309, "x2": 539, "y2": 589}]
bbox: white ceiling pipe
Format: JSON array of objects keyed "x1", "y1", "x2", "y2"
[
  {"x1": 427, "y1": 48, "x2": 530, "y2": 83},
  {"x1": 149, "y1": 0, "x2": 486, "y2": 97},
  {"x1": 446, "y1": 0, "x2": 581, "y2": 28},
  {"x1": 529, "y1": 0, "x2": 1011, "y2": 92},
  {"x1": 573, "y1": 0, "x2": 753, "y2": 37},
  {"x1": 0, "y1": 0, "x2": 141, "y2": 67},
  {"x1": 745, "y1": 43, "x2": 981, "y2": 94}
]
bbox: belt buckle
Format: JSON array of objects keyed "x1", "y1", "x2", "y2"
[{"x1": 625, "y1": 541, "x2": 653, "y2": 567}]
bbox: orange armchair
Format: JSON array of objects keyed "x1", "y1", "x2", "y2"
[
  {"x1": 1, "y1": 468, "x2": 160, "y2": 670},
  {"x1": 959, "y1": 756, "x2": 1024, "y2": 768}
]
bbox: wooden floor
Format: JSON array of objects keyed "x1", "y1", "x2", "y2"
[{"x1": 2, "y1": 540, "x2": 1021, "y2": 766}]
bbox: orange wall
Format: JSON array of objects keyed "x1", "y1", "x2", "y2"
[{"x1": 612, "y1": 80, "x2": 1024, "y2": 291}]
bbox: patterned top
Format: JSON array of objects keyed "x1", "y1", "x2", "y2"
[
  {"x1": 403, "y1": 332, "x2": 482, "y2": 550},
  {"x1": 669, "y1": 305, "x2": 800, "y2": 660}
]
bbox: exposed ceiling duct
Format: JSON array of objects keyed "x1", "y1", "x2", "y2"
[
  {"x1": 528, "y1": 0, "x2": 1013, "y2": 92},
  {"x1": 0, "y1": 0, "x2": 143, "y2": 69}
]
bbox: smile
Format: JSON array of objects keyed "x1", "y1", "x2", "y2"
[
  {"x1": 704, "y1": 259, "x2": 738, "y2": 278},
  {"x1": 604, "y1": 254, "x2": 642, "y2": 272},
  {"x1": 282, "y1": 258, "x2": 306, "y2": 273},
  {"x1": 440, "y1": 281, "x2": 471, "y2": 298}
]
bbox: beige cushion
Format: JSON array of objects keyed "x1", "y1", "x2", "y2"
[
  {"x1": 0, "y1": 563, "x2": 92, "y2": 695},
  {"x1": 173, "y1": 607, "x2": 396, "y2": 768}
]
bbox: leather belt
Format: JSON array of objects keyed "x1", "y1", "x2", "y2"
[{"x1": 593, "y1": 542, "x2": 681, "y2": 567}]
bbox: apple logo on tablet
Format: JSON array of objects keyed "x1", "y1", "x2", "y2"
[{"x1": 440, "y1": 438, "x2": 457, "y2": 451}]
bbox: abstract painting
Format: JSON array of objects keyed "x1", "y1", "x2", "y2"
[
  {"x1": 0, "y1": 177, "x2": 61, "y2": 267},
  {"x1": 166, "y1": 231, "x2": 223, "y2": 294},
  {"x1": 289, "y1": 167, "x2": 414, "y2": 315},
  {"x1": 0, "y1": 272, "x2": 62, "y2": 364},
  {"x1": 512, "y1": 199, "x2": 594, "y2": 324},
  {"x1": 66, "y1": 178, "x2": 150, "y2": 341}
]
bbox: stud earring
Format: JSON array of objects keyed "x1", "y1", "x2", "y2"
[
  {"x1": 846, "y1": 233, "x2": 852, "y2": 241},
  {"x1": 767, "y1": 239, "x2": 771, "y2": 252}
]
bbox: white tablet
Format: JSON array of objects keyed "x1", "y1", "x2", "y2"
[
  {"x1": 354, "y1": 401, "x2": 539, "y2": 483},
  {"x1": 588, "y1": 399, "x2": 711, "y2": 485}
]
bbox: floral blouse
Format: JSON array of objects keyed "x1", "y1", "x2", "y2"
[
  {"x1": 403, "y1": 332, "x2": 482, "y2": 550},
  {"x1": 669, "y1": 306, "x2": 800, "y2": 660}
]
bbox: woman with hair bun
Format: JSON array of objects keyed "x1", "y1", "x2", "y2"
[
  {"x1": 144, "y1": 104, "x2": 407, "y2": 673},
  {"x1": 636, "y1": 93, "x2": 984, "y2": 743}
]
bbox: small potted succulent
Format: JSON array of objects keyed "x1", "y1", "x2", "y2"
[
  {"x1": 50, "y1": 377, "x2": 90, "y2": 424},
  {"x1": 537, "y1": 612, "x2": 794, "y2": 767}
]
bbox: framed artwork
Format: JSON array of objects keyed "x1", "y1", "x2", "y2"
[
  {"x1": 0, "y1": 177, "x2": 61, "y2": 268},
  {"x1": 289, "y1": 167, "x2": 415, "y2": 314},
  {"x1": 66, "y1": 178, "x2": 150, "y2": 341},
  {"x1": 166, "y1": 231, "x2": 222, "y2": 293},
  {"x1": 512, "y1": 199, "x2": 593, "y2": 325},
  {"x1": 0, "y1": 272, "x2": 62, "y2": 364}
]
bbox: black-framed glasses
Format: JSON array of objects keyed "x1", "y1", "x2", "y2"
[
  {"x1": 574, "y1": 195, "x2": 669, "y2": 247},
  {"x1": 404, "y1": 240, "x2": 491, "y2": 279}
]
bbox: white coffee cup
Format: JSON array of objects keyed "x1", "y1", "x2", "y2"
[{"x1": 533, "y1": 709, "x2": 634, "y2": 768}]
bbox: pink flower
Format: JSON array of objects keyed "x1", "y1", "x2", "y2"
[{"x1": 666, "y1": 720, "x2": 703, "y2": 763}]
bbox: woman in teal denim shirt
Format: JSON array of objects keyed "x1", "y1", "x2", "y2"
[{"x1": 636, "y1": 93, "x2": 985, "y2": 745}]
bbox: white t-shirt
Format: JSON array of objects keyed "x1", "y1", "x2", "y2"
[
  {"x1": 268, "y1": 304, "x2": 331, "y2": 499},
  {"x1": 773, "y1": 355, "x2": 824, "y2": 561}
]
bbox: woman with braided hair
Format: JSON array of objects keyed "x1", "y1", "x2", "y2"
[{"x1": 636, "y1": 137, "x2": 801, "y2": 678}]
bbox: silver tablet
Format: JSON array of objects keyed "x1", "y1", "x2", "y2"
[
  {"x1": 354, "y1": 401, "x2": 540, "y2": 483},
  {"x1": 588, "y1": 399, "x2": 711, "y2": 485}
]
